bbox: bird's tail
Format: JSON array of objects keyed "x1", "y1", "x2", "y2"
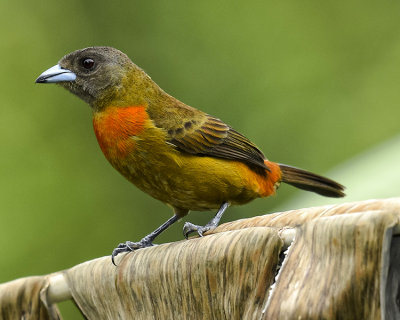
[{"x1": 279, "y1": 164, "x2": 345, "y2": 198}]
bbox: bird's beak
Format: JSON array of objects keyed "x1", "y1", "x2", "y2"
[{"x1": 35, "y1": 64, "x2": 76, "y2": 83}]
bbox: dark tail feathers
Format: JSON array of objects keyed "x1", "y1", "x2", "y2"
[{"x1": 279, "y1": 164, "x2": 345, "y2": 198}]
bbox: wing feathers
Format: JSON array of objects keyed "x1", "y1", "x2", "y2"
[{"x1": 168, "y1": 114, "x2": 268, "y2": 170}]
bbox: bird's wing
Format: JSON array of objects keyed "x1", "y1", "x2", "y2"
[{"x1": 150, "y1": 105, "x2": 269, "y2": 170}]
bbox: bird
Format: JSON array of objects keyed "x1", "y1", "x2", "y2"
[{"x1": 36, "y1": 47, "x2": 345, "y2": 264}]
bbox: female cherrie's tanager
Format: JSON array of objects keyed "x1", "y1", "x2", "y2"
[{"x1": 36, "y1": 47, "x2": 345, "y2": 264}]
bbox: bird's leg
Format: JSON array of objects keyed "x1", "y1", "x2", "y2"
[
  {"x1": 112, "y1": 214, "x2": 180, "y2": 265},
  {"x1": 183, "y1": 202, "x2": 230, "y2": 239}
]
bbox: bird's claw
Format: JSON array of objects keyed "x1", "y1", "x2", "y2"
[
  {"x1": 111, "y1": 239, "x2": 153, "y2": 266},
  {"x1": 183, "y1": 222, "x2": 211, "y2": 239}
]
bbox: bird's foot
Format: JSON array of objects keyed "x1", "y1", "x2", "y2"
[
  {"x1": 111, "y1": 238, "x2": 153, "y2": 265},
  {"x1": 183, "y1": 202, "x2": 230, "y2": 240},
  {"x1": 183, "y1": 222, "x2": 214, "y2": 239}
]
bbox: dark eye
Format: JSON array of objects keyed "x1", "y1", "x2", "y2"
[{"x1": 82, "y1": 58, "x2": 95, "y2": 69}]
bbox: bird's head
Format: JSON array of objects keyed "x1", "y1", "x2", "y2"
[{"x1": 36, "y1": 47, "x2": 155, "y2": 109}]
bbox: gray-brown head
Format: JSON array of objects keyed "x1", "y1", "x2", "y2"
[{"x1": 36, "y1": 47, "x2": 152, "y2": 108}]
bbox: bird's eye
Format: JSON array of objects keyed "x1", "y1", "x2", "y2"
[{"x1": 82, "y1": 58, "x2": 95, "y2": 69}]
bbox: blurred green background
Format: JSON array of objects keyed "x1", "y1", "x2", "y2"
[{"x1": 1, "y1": 0, "x2": 400, "y2": 317}]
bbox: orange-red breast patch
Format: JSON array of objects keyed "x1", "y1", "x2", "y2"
[{"x1": 93, "y1": 106, "x2": 148, "y2": 159}]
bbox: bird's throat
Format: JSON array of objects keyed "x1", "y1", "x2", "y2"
[{"x1": 92, "y1": 106, "x2": 149, "y2": 160}]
